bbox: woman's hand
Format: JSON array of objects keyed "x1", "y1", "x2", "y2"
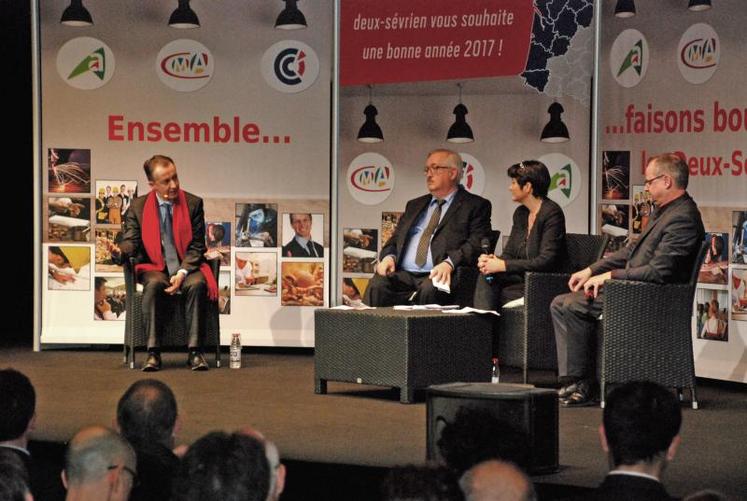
[{"x1": 477, "y1": 254, "x2": 506, "y2": 275}]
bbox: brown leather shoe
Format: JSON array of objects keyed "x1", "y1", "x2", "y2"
[
  {"x1": 187, "y1": 351, "x2": 209, "y2": 371},
  {"x1": 142, "y1": 352, "x2": 162, "y2": 372}
]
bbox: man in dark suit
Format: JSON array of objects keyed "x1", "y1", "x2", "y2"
[
  {"x1": 282, "y1": 213, "x2": 324, "y2": 257},
  {"x1": 583, "y1": 381, "x2": 681, "y2": 500},
  {"x1": 552, "y1": 153, "x2": 705, "y2": 406},
  {"x1": 117, "y1": 379, "x2": 181, "y2": 501},
  {"x1": 364, "y1": 149, "x2": 492, "y2": 306},
  {"x1": 116, "y1": 155, "x2": 218, "y2": 372}
]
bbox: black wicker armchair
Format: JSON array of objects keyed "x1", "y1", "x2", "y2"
[
  {"x1": 497, "y1": 233, "x2": 608, "y2": 383},
  {"x1": 123, "y1": 257, "x2": 222, "y2": 369},
  {"x1": 599, "y1": 241, "x2": 709, "y2": 409}
]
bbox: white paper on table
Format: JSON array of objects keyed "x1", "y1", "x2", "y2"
[
  {"x1": 502, "y1": 297, "x2": 525, "y2": 309},
  {"x1": 330, "y1": 304, "x2": 376, "y2": 310},
  {"x1": 442, "y1": 307, "x2": 500, "y2": 316}
]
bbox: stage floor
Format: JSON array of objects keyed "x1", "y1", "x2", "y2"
[{"x1": 2, "y1": 347, "x2": 746, "y2": 499}]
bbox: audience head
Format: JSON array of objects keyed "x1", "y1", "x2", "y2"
[
  {"x1": 601, "y1": 381, "x2": 681, "y2": 473},
  {"x1": 460, "y1": 460, "x2": 536, "y2": 501},
  {"x1": 437, "y1": 407, "x2": 529, "y2": 476},
  {"x1": 506, "y1": 161, "x2": 551, "y2": 198},
  {"x1": 0, "y1": 449, "x2": 32, "y2": 501},
  {"x1": 116, "y1": 379, "x2": 178, "y2": 449},
  {"x1": 381, "y1": 464, "x2": 461, "y2": 501},
  {"x1": 0, "y1": 368, "x2": 36, "y2": 446},
  {"x1": 172, "y1": 431, "x2": 270, "y2": 501},
  {"x1": 683, "y1": 489, "x2": 730, "y2": 501},
  {"x1": 63, "y1": 426, "x2": 136, "y2": 501},
  {"x1": 236, "y1": 425, "x2": 286, "y2": 501}
]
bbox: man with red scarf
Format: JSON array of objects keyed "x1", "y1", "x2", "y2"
[{"x1": 116, "y1": 155, "x2": 218, "y2": 372}]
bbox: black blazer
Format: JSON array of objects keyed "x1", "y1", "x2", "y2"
[
  {"x1": 581, "y1": 474, "x2": 676, "y2": 501},
  {"x1": 501, "y1": 198, "x2": 566, "y2": 274},
  {"x1": 380, "y1": 185, "x2": 492, "y2": 269},
  {"x1": 283, "y1": 238, "x2": 324, "y2": 257},
  {"x1": 591, "y1": 193, "x2": 704, "y2": 284},
  {"x1": 119, "y1": 191, "x2": 207, "y2": 273}
]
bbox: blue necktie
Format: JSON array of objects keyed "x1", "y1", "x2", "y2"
[{"x1": 161, "y1": 203, "x2": 180, "y2": 276}]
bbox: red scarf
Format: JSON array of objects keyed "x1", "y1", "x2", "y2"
[{"x1": 136, "y1": 189, "x2": 218, "y2": 301}]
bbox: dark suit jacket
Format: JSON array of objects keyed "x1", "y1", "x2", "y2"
[
  {"x1": 130, "y1": 442, "x2": 180, "y2": 501},
  {"x1": 380, "y1": 185, "x2": 492, "y2": 269},
  {"x1": 119, "y1": 191, "x2": 207, "y2": 273},
  {"x1": 581, "y1": 474, "x2": 676, "y2": 501},
  {"x1": 502, "y1": 197, "x2": 566, "y2": 275},
  {"x1": 283, "y1": 238, "x2": 324, "y2": 257},
  {"x1": 591, "y1": 193, "x2": 704, "y2": 284}
]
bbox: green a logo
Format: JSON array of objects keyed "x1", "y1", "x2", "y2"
[
  {"x1": 549, "y1": 164, "x2": 572, "y2": 198},
  {"x1": 68, "y1": 47, "x2": 105, "y2": 80},
  {"x1": 617, "y1": 40, "x2": 643, "y2": 77}
]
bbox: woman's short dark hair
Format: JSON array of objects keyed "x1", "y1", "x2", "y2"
[
  {"x1": 211, "y1": 224, "x2": 225, "y2": 242},
  {"x1": 507, "y1": 160, "x2": 551, "y2": 198}
]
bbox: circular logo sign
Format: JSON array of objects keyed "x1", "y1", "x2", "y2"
[
  {"x1": 261, "y1": 40, "x2": 320, "y2": 93},
  {"x1": 538, "y1": 153, "x2": 582, "y2": 208},
  {"x1": 609, "y1": 29, "x2": 649, "y2": 88},
  {"x1": 459, "y1": 153, "x2": 486, "y2": 196},
  {"x1": 56, "y1": 37, "x2": 115, "y2": 90},
  {"x1": 677, "y1": 23, "x2": 719, "y2": 85},
  {"x1": 347, "y1": 153, "x2": 395, "y2": 206},
  {"x1": 156, "y1": 39, "x2": 214, "y2": 92}
]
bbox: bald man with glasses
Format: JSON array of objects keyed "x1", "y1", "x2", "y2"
[
  {"x1": 364, "y1": 149, "x2": 492, "y2": 306},
  {"x1": 551, "y1": 153, "x2": 704, "y2": 407}
]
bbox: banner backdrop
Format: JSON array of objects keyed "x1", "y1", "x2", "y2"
[
  {"x1": 39, "y1": 1, "x2": 332, "y2": 348},
  {"x1": 598, "y1": 0, "x2": 747, "y2": 382}
]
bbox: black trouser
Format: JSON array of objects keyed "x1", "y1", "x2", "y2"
[
  {"x1": 140, "y1": 269, "x2": 206, "y2": 350},
  {"x1": 550, "y1": 290, "x2": 604, "y2": 383},
  {"x1": 364, "y1": 270, "x2": 451, "y2": 306},
  {"x1": 472, "y1": 273, "x2": 525, "y2": 310}
]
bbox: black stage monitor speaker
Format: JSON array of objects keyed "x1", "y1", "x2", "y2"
[{"x1": 426, "y1": 383, "x2": 558, "y2": 474}]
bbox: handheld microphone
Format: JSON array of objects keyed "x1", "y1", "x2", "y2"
[{"x1": 481, "y1": 237, "x2": 494, "y2": 284}]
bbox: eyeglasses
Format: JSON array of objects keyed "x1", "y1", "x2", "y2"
[
  {"x1": 108, "y1": 465, "x2": 139, "y2": 487},
  {"x1": 423, "y1": 165, "x2": 453, "y2": 175},
  {"x1": 644, "y1": 174, "x2": 666, "y2": 186}
]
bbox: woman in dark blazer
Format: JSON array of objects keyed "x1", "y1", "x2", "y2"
[{"x1": 474, "y1": 160, "x2": 566, "y2": 309}]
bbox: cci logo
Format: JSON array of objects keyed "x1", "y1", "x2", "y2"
[
  {"x1": 156, "y1": 39, "x2": 214, "y2": 92},
  {"x1": 459, "y1": 153, "x2": 486, "y2": 196},
  {"x1": 261, "y1": 40, "x2": 319, "y2": 94},
  {"x1": 347, "y1": 153, "x2": 395, "y2": 206},
  {"x1": 538, "y1": 153, "x2": 581, "y2": 209},
  {"x1": 56, "y1": 37, "x2": 115, "y2": 90},
  {"x1": 610, "y1": 29, "x2": 649, "y2": 88},
  {"x1": 678, "y1": 23, "x2": 719, "y2": 85}
]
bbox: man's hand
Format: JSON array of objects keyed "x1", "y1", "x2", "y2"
[
  {"x1": 583, "y1": 271, "x2": 612, "y2": 298},
  {"x1": 477, "y1": 254, "x2": 506, "y2": 275},
  {"x1": 376, "y1": 256, "x2": 396, "y2": 276},
  {"x1": 429, "y1": 261, "x2": 453, "y2": 287},
  {"x1": 164, "y1": 272, "x2": 186, "y2": 295},
  {"x1": 568, "y1": 267, "x2": 593, "y2": 291}
]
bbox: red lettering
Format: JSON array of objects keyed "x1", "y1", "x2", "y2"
[
  {"x1": 213, "y1": 116, "x2": 231, "y2": 143},
  {"x1": 184, "y1": 122, "x2": 209, "y2": 142},
  {"x1": 127, "y1": 121, "x2": 145, "y2": 142},
  {"x1": 108, "y1": 115, "x2": 124, "y2": 140},
  {"x1": 147, "y1": 122, "x2": 162, "y2": 142},
  {"x1": 242, "y1": 123, "x2": 260, "y2": 143},
  {"x1": 732, "y1": 151, "x2": 743, "y2": 176},
  {"x1": 233, "y1": 116, "x2": 240, "y2": 143},
  {"x1": 163, "y1": 122, "x2": 180, "y2": 142}
]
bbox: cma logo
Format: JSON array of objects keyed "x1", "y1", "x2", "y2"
[
  {"x1": 160, "y1": 51, "x2": 210, "y2": 79},
  {"x1": 274, "y1": 47, "x2": 306, "y2": 85},
  {"x1": 350, "y1": 165, "x2": 392, "y2": 192},
  {"x1": 550, "y1": 164, "x2": 572, "y2": 198},
  {"x1": 681, "y1": 38, "x2": 717, "y2": 69},
  {"x1": 68, "y1": 47, "x2": 105, "y2": 80}
]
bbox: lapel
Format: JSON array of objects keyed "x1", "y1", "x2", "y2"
[
  {"x1": 434, "y1": 186, "x2": 465, "y2": 236},
  {"x1": 629, "y1": 195, "x2": 685, "y2": 255}
]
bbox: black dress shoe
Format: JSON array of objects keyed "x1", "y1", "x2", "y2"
[
  {"x1": 187, "y1": 351, "x2": 209, "y2": 371},
  {"x1": 142, "y1": 352, "x2": 162, "y2": 372},
  {"x1": 557, "y1": 382, "x2": 579, "y2": 399},
  {"x1": 561, "y1": 381, "x2": 597, "y2": 407}
]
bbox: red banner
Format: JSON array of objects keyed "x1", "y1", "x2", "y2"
[{"x1": 340, "y1": 0, "x2": 535, "y2": 86}]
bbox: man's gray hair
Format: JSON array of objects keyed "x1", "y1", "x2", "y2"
[
  {"x1": 649, "y1": 153, "x2": 689, "y2": 189},
  {"x1": 65, "y1": 427, "x2": 136, "y2": 486}
]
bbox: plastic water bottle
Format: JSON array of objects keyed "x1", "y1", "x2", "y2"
[
  {"x1": 491, "y1": 357, "x2": 500, "y2": 383},
  {"x1": 230, "y1": 333, "x2": 242, "y2": 369}
]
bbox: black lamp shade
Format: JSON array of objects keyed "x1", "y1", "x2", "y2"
[
  {"x1": 614, "y1": 0, "x2": 636, "y2": 18},
  {"x1": 446, "y1": 103, "x2": 474, "y2": 143},
  {"x1": 541, "y1": 102, "x2": 570, "y2": 143},
  {"x1": 61, "y1": 0, "x2": 93, "y2": 26},
  {"x1": 357, "y1": 104, "x2": 383, "y2": 143},
  {"x1": 688, "y1": 0, "x2": 712, "y2": 11},
  {"x1": 276, "y1": 0, "x2": 308, "y2": 30},
  {"x1": 169, "y1": 0, "x2": 200, "y2": 28}
]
